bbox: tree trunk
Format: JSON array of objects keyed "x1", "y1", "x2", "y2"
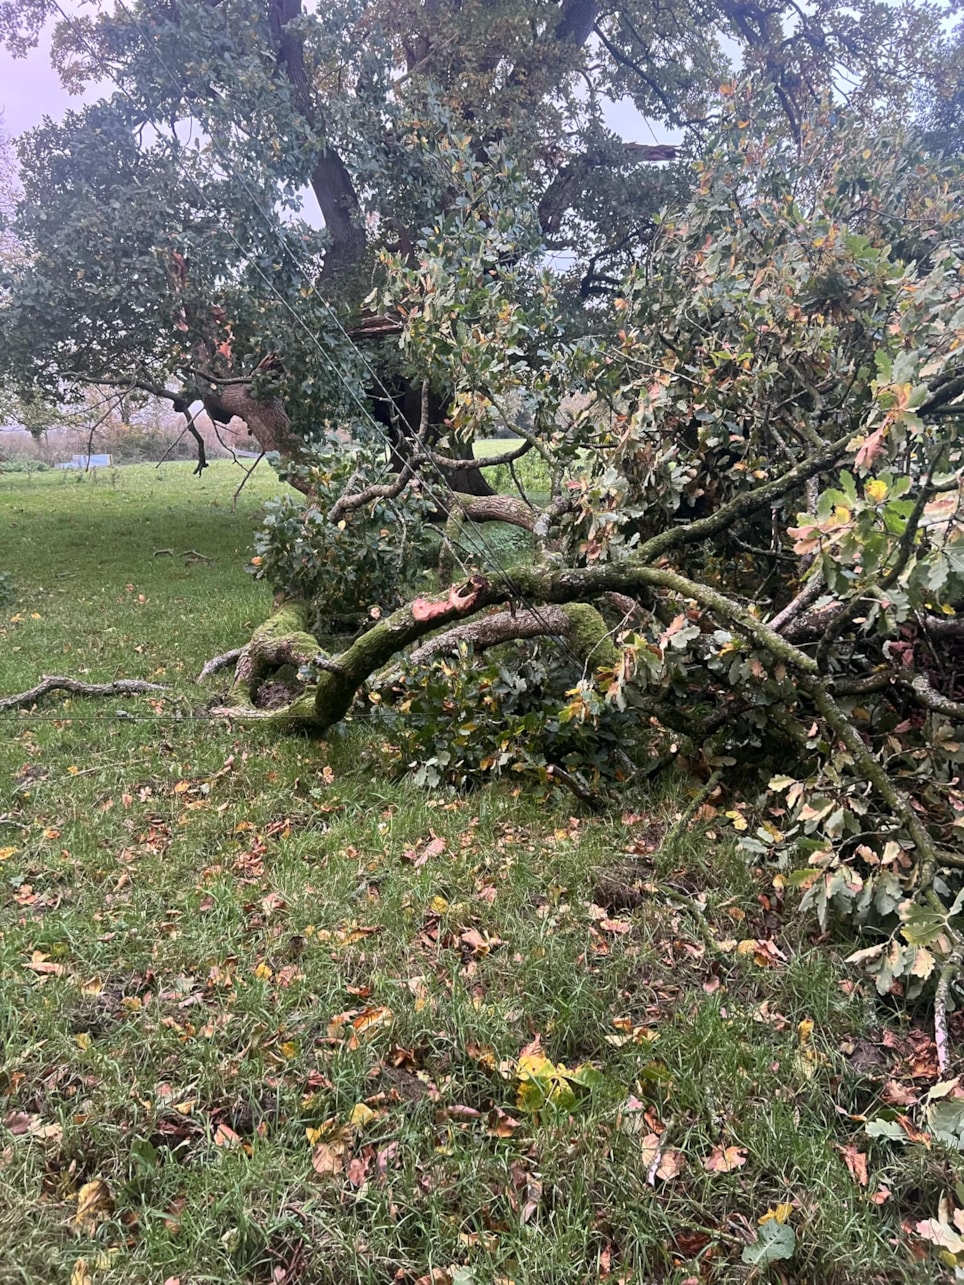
[{"x1": 372, "y1": 377, "x2": 495, "y2": 498}]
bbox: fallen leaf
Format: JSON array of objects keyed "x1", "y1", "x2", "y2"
[
  {"x1": 349, "y1": 1103, "x2": 377, "y2": 1128},
  {"x1": 69, "y1": 1262, "x2": 93, "y2": 1285},
  {"x1": 703, "y1": 1144, "x2": 747, "y2": 1173},
  {"x1": 838, "y1": 1143, "x2": 868, "y2": 1187},
  {"x1": 346, "y1": 1152, "x2": 371, "y2": 1187},
  {"x1": 214, "y1": 1123, "x2": 242, "y2": 1149},
  {"x1": 71, "y1": 1179, "x2": 113, "y2": 1235},
  {"x1": 311, "y1": 1142, "x2": 345, "y2": 1175},
  {"x1": 655, "y1": 1149, "x2": 685, "y2": 1181}
]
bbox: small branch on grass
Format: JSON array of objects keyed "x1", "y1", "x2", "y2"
[
  {"x1": 545, "y1": 764, "x2": 605, "y2": 811},
  {"x1": 153, "y1": 549, "x2": 214, "y2": 562},
  {"x1": 198, "y1": 648, "x2": 244, "y2": 682},
  {"x1": 0, "y1": 676, "x2": 168, "y2": 712}
]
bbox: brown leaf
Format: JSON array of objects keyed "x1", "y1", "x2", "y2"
[
  {"x1": 486, "y1": 1107, "x2": 522, "y2": 1138},
  {"x1": 837, "y1": 1143, "x2": 868, "y2": 1187},
  {"x1": 3, "y1": 1111, "x2": 35, "y2": 1135},
  {"x1": 655, "y1": 1149, "x2": 685, "y2": 1181},
  {"x1": 639, "y1": 1131, "x2": 662, "y2": 1171},
  {"x1": 881, "y1": 1080, "x2": 918, "y2": 1107},
  {"x1": 459, "y1": 928, "x2": 505, "y2": 956},
  {"x1": 346, "y1": 1152, "x2": 372, "y2": 1187},
  {"x1": 703, "y1": 1145, "x2": 747, "y2": 1174},
  {"x1": 71, "y1": 1179, "x2": 113, "y2": 1235},
  {"x1": 375, "y1": 1140, "x2": 400, "y2": 1179},
  {"x1": 854, "y1": 427, "x2": 886, "y2": 470},
  {"x1": 311, "y1": 1142, "x2": 345, "y2": 1176},
  {"x1": 214, "y1": 1123, "x2": 242, "y2": 1149}
]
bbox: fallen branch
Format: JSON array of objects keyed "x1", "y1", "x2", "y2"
[
  {"x1": 198, "y1": 647, "x2": 244, "y2": 682},
  {"x1": 545, "y1": 764, "x2": 605, "y2": 811},
  {"x1": 153, "y1": 548, "x2": 215, "y2": 562},
  {"x1": 0, "y1": 675, "x2": 168, "y2": 712}
]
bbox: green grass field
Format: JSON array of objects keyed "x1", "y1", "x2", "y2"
[{"x1": 0, "y1": 462, "x2": 957, "y2": 1284}]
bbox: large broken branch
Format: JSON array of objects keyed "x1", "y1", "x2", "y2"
[{"x1": 0, "y1": 676, "x2": 168, "y2": 712}]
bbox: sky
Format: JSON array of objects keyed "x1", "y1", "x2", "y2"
[{"x1": 1, "y1": 26, "x2": 91, "y2": 137}]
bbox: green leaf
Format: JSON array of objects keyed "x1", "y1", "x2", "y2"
[{"x1": 741, "y1": 1221, "x2": 796, "y2": 1265}]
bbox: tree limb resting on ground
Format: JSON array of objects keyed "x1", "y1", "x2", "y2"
[{"x1": 0, "y1": 676, "x2": 168, "y2": 712}]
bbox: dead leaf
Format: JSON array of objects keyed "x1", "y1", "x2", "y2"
[
  {"x1": 346, "y1": 1152, "x2": 372, "y2": 1187},
  {"x1": 69, "y1": 1261, "x2": 93, "y2": 1285},
  {"x1": 311, "y1": 1142, "x2": 345, "y2": 1176},
  {"x1": 460, "y1": 928, "x2": 505, "y2": 956},
  {"x1": 703, "y1": 1145, "x2": 747, "y2": 1174},
  {"x1": 214, "y1": 1123, "x2": 242, "y2": 1149},
  {"x1": 837, "y1": 1144, "x2": 868, "y2": 1187},
  {"x1": 881, "y1": 1080, "x2": 918, "y2": 1107},
  {"x1": 655, "y1": 1149, "x2": 685, "y2": 1181},
  {"x1": 71, "y1": 1179, "x2": 113, "y2": 1235}
]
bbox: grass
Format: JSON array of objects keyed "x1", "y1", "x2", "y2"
[{"x1": 0, "y1": 462, "x2": 960, "y2": 1284}]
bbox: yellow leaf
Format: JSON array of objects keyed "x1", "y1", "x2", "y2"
[
  {"x1": 0, "y1": 847, "x2": 17, "y2": 861},
  {"x1": 254, "y1": 962, "x2": 273, "y2": 981},
  {"x1": 70, "y1": 1261, "x2": 93, "y2": 1285},
  {"x1": 797, "y1": 1019, "x2": 814, "y2": 1046},
  {"x1": 865, "y1": 478, "x2": 888, "y2": 503},
  {"x1": 71, "y1": 1179, "x2": 112, "y2": 1235},
  {"x1": 760, "y1": 1202, "x2": 794, "y2": 1224},
  {"x1": 75, "y1": 1032, "x2": 92, "y2": 1051},
  {"x1": 349, "y1": 1103, "x2": 376, "y2": 1128}
]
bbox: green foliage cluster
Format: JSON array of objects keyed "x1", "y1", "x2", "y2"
[
  {"x1": 250, "y1": 438, "x2": 433, "y2": 628},
  {"x1": 379, "y1": 642, "x2": 639, "y2": 791}
]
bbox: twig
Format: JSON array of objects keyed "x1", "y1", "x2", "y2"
[
  {"x1": 769, "y1": 573, "x2": 825, "y2": 634},
  {"x1": 232, "y1": 452, "x2": 265, "y2": 510},
  {"x1": 152, "y1": 549, "x2": 214, "y2": 562},
  {"x1": 0, "y1": 676, "x2": 168, "y2": 712},
  {"x1": 545, "y1": 764, "x2": 605, "y2": 811},
  {"x1": 198, "y1": 648, "x2": 244, "y2": 682}
]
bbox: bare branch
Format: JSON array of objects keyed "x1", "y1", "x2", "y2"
[{"x1": 0, "y1": 676, "x2": 168, "y2": 712}]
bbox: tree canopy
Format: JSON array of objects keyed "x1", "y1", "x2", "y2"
[{"x1": 0, "y1": 0, "x2": 959, "y2": 464}]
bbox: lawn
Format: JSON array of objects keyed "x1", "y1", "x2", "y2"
[{"x1": 0, "y1": 462, "x2": 958, "y2": 1284}]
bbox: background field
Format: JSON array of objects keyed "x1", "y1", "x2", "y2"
[{"x1": 0, "y1": 463, "x2": 955, "y2": 1284}]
